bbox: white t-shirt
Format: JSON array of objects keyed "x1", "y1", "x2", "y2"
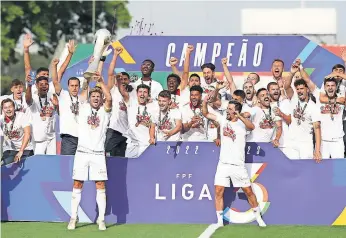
[
  {"x1": 77, "y1": 103, "x2": 111, "y2": 152},
  {"x1": 320, "y1": 81, "x2": 346, "y2": 121},
  {"x1": 313, "y1": 88, "x2": 344, "y2": 141},
  {"x1": 57, "y1": 89, "x2": 79, "y2": 137},
  {"x1": 130, "y1": 78, "x2": 163, "y2": 101},
  {"x1": 108, "y1": 87, "x2": 136, "y2": 134},
  {"x1": 29, "y1": 92, "x2": 57, "y2": 142},
  {"x1": 181, "y1": 103, "x2": 208, "y2": 141},
  {"x1": 270, "y1": 99, "x2": 291, "y2": 147},
  {"x1": 215, "y1": 113, "x2": 247, "y2": 166},
  {"x1": 247, "y1": 106, "x2": 281, "y2": 142},
  {"x1": 0, "y1": 94, "x2": 30, "y2": 114},
  {"x1": 155, "y1": 108, "x2": 182, "y2": 141},
  {"x1": 0, "y1": 112, "x2": 33, "y2": 151},
  {"x1": 124, "y1": 97, "x2": 159, "y2": 145},
  {"x1": 288, "y1": 92, "x2": 320, "y2": 142}
]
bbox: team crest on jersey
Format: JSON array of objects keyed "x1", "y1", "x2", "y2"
[
  {"x1": 223, "y1": 124, "x2": 236, "y2": 141},
  {"x1": 320, "y1": 104, "x2": 341, "y2": 115},
  {"x1": 159, "y1": 119, "x2": 173, "y2": 131},
  {"x1": 87, "y1": 115, "x2": 100, "y2": 129},
  {"x1": 40, "y1": 105, "x2": 55, "y2": 119},
  {"x1": 119, "y1": 101, "x2": 127, "y2": 112},
  {"x1": 4, "y1": 127, "x2": 21, "y2": 140},
  {"x1": 136, "y1": 114, "x2": 151, "y2": 127},
  {"x1": 15, "y1": 104, "x2": 26, "y2": 113},
  {"x1": 293, "y1": 106, "x2": 306, "y2": 125},
  {"x1": 259, "y1": 118, "x2": 274, "y2": 129}
]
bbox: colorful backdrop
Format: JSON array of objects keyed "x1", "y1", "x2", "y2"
[{"x1": 2, "y1": 142, "x2": 346, "y2": 225}]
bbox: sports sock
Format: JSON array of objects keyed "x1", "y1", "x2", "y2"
[
  {"x1": 96, "y1": 189, "x2": 106, "y2": 221},
  {"x1": 71, "y1": 188, "x2": 82, "y2": 219}
]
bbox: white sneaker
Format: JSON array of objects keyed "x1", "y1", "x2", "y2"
[
  {"x1": 97, "y1": 219, "x2": 106, "y2": 231},
  {"x1": 67, "y1": 218, "x2": 78, "y2": 230},
  {"x1": 256, "y1": 216, "x2": 267, "y2": 227}
]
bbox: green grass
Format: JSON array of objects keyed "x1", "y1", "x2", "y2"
[{"x1": 1, "y1": 222, "x2": 346, "y2": 238}]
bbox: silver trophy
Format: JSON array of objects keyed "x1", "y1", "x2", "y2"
[{"x1": 83, "y1": 29, "x2": 112, "y2": 80}]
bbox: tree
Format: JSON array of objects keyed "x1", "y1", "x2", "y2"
[{"x1": 0, "y1": 1, "x2": 131, "y2": 65}]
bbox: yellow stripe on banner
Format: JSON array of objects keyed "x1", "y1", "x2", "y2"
[
  {"x1": 111, "y1": 41, "x2": 136, "y2": 64},
  {"x1": 332, "y1": 207, "x2": 346, "y2": 225},
  {"x1": 251, "y1": 174, "x2": 259, "y2": 183}
]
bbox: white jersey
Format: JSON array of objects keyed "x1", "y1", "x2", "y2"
[
  {"x1": 57, "y1": 89, "x2": 79, "y2": 137},
  {"x1": 124, "y1": 96, "x2": 159, "y2": 145},
  {"x1": 181, "y1": 103, "x2": 208, "y2": 141},
  {"x1": 0, "y1": 94, "x2": 30, "y2": 114},
  {"x1": 155, "y1": 108, "x2": 182, "y2": 142},
  {"x1": 130, "y1": 78, "x2": 163, "y2": 101},
  {"x1": 321, "y1": 80, "x2": 346, "y2": 121},
  {"x1": 288, "y1": 92, "x2": 320, "y2": 142},
  {"x1": 313, "y1": 88, "x2": 344, "y2": 141},
  {"x1": 270, "y1": 99, "x2": 291, "y2": 147},
  {"x1": 215, "y1": 113, "x2": 247, "y2": 166},
  {"x1": 29, "y1": 92, "x2": 57, "y2": 142},
  {"x1": 108, "y1": 87, "x2": 136, "y2": 134},
  {"x1": 0, "y1": 112, "x2": 33, "y2": 152},
  {"x1": 247, "y1": 106, "x2": 281, "y2": 142},
  {"x1": 77, "y1": 103, "x2": 111, "y2": 152}
]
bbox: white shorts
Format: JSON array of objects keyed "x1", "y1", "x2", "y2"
[
  {"x1": 321, "y1": 139, "x2": 344, "y2": 159},
  {"x1": 72, "y1": 151, "x2": 108, "y2": 181},
  {"x1": 33, "y1": 137, "x2": 56, "y2": 155},
  {"x1": 283, "y1": 140, "x2": 314, "y2": 160},
  {"x1": 125, "y1": 142, "x2": 148, "y2": 158},
  {"x1": 214, "y1": 162, "x2": 251, "y2": 188}
]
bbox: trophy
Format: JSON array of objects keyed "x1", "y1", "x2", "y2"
[{"x1": 83, "y1": 29, "x2": 112, "y2": 80}]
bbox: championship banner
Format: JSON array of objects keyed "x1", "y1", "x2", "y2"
[
  {"x1": 61, "y1": 36, "x2": 344, "y2": 90},
  {"x1": 2, "y1": 142, "x2": 346, "y2": 225}
]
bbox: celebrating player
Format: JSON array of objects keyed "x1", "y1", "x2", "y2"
[
  {"x1": 202, "y1": 96, "x2": 266, "y2": 228},
  {"x1": 68, "y1": 72, "x2": 112, "y2": 231}
]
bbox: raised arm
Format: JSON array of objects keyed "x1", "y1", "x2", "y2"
[
  {"x1": 201, "y1": 96, "x2": 218, "y2": 122},
  {"x1": 299, "y1": 61, "x2": 317, "y2": 92},
  {"x1": 23, "y1": 34, "x2": 34, "y2": 76},
  {"x1": 51, "y1": 59, "x2": 62, "y2": 94},
  {"x1": 107, "y1": 47, "x2": 123, "y2": 90},
  {"x1": 25, "y1": 74, "x2": 34, "y2": 106},
  {"x1": 169, "y1": 57, "x2": 181, "y2": 76},
  {"x1": 180, "y1": 45, "x2": 194, "y2": 91},
  {"x1": 115, "y1": 73, "x2": 130, "y2": 103},
  {"x1": 236, "y1": 111, "x2": 255, "y2": 130},
  {"x1": 313, "y1": 121, "x2": 321, "y2": 163},
  {"x1": 57, "y1": 40, "x2": 76, "y2": 81},
  {"x1": 95, "y1": 72, "x2": 112, "y2": 110},
  {"x1": 221, "y1": 57, "x2": 236, "y2": 94}
]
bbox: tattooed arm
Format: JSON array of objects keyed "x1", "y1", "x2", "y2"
[
  {"x1": 313, "y1": 121, "x2": 322, "y2": 163},
  {"x1": 272, "y1": 120, "x2": 282, "y2": 148}
]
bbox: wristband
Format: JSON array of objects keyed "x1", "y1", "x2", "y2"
[{"x1": 100, "y1": 56, "x2": 106, "y2": 62}]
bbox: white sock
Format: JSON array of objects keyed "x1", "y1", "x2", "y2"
[
  {"x1": 96, "y1": 189, "x2": 106, "y2": 221},
  {"x1": 253, "y1": 206, "x2": 261, "y2": 218},
  {"x1": 216, "y1": 211, "x2": 223, "y2": 224},
  {"x1": 71, "y1": 188, "x2": 82, "y2": 219}
]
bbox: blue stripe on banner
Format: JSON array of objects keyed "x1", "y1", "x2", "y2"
[
  {"x1": 296, "y1": 41, "x2": 318, "y2": 63},
  {"x1": 114, "y1": 68, "x2": 126, "y2": 73},
  {"x1": 333, "y1": 160, "x2": 346, "y2": 186}
]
